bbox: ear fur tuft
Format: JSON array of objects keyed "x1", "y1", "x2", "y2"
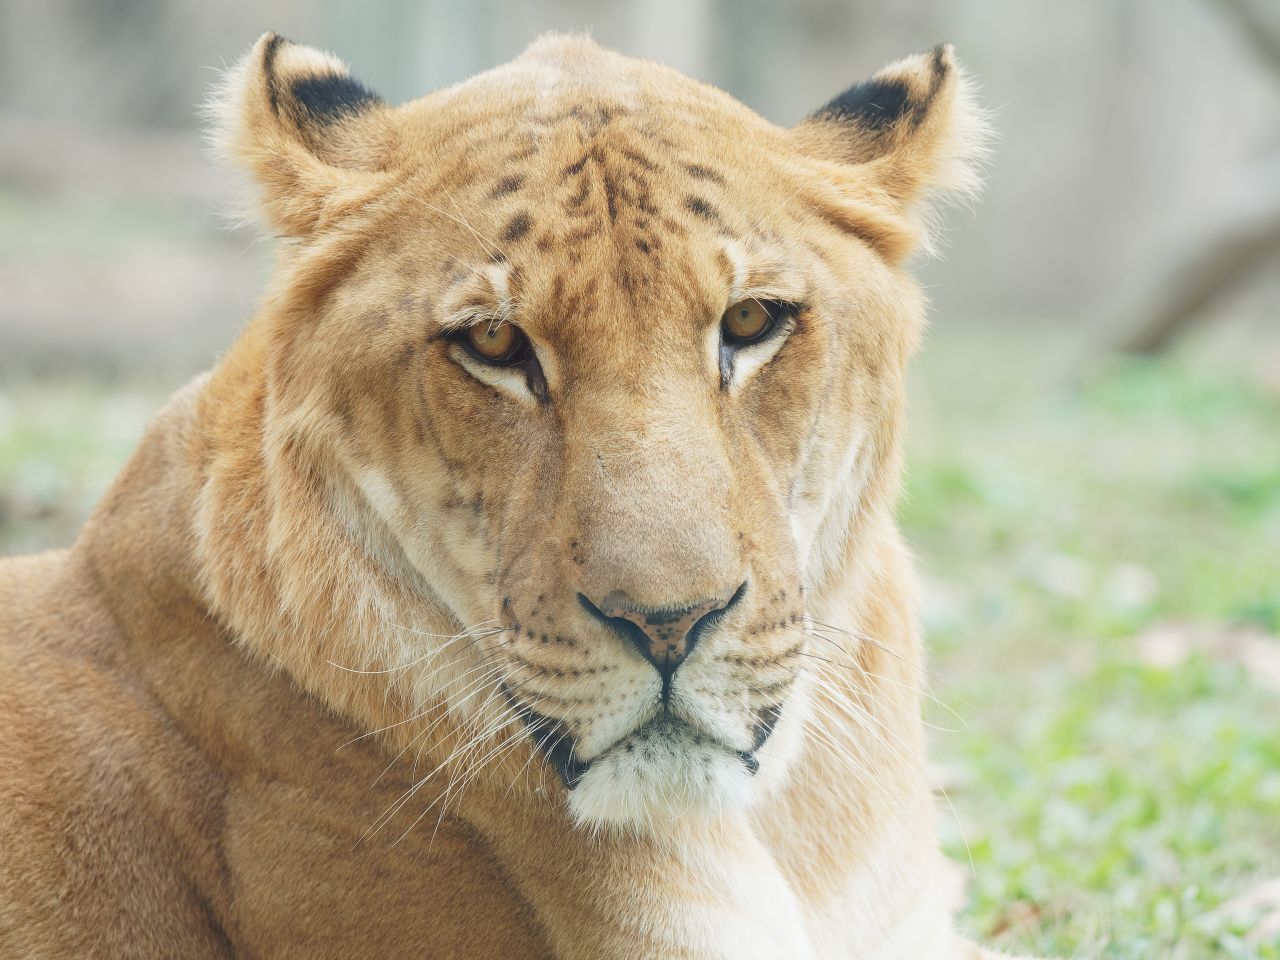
[
  {"x1": 794, "y1": 44, "x2": 993, "y2": 257},
  {"x1": 204, "y1": 33, "x2": 390, "y2": 238}
]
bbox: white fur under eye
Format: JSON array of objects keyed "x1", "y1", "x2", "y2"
[
  {"x1": 711, "y1": 313, "x2": 796, "y2": 392},
  {"x1": 449, "y1": 343, "x2": 541, "y2": 405}
]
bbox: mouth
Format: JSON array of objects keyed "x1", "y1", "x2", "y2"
[
  {"x1": 499, "y1": 683, "x2": 590, "y2": 786},
  {"x1": 501, "y1": 684, "x2": 780, "y2": 791}
]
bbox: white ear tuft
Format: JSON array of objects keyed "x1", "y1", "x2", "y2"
[
  {"x1": 793, "y1": 44, "x2": 994, "y2": 258},
  {"x1": 203, "y1": 33, "x2": 390, "y2": 238}
]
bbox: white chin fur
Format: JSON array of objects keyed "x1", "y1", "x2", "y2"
[{"x1": 567, "y1": 717, "x2": 757, "y2": 833}]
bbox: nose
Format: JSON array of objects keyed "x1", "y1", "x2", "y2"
[{"x1": 578, "y1": 582, "x2": 748, "y2": 682}]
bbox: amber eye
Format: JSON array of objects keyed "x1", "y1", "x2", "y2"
[
  {"x1": 721, "y1": 299, "x2": 779, "y2": 345},
  {"x1": 463, "y1": 322, "x2": 529, "y2": 366}
]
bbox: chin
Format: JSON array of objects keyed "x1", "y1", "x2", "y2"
[
  {"x1": 557, "y1": 677, "x2": 814, "y2": 834},
  {"x1": 565, "y1": 716, "x2": 761, "y2": 834}
]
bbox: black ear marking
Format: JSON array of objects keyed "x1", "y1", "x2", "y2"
[
  {"x1": 291, "y1": 72, "x2": 383, "y2": 124},
  {"x1": 812, "y1": 77, "x2": 914, "y2": 130},
  {"x1": 262, "y1": 33, "x2": 288, "y2": 116},
  {"x1": 258, "y1": 33, "x2": 382, "y2": 124},
  {"x1": 810, "y1": 42, "x2": 950, "y2": 132}
]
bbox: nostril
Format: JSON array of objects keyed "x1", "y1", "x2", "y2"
[
  {"x1": 577, "y1": 581, "x2": 748, "y2": 681},
  {"x1": 578, "y1": 592, "x2": 661, "y2": 672}
]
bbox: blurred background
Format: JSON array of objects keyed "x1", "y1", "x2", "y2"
[{"x1": 1, "y1": 1, "x2": 1277, "y2": 956}]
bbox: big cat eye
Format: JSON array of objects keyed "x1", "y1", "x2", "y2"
[
  {"x1": 463, "y1": 322, "x2": 530, "y2": 366},
  {"x1": 721, "y1": 299, "x2": 784, "y2": 346}
]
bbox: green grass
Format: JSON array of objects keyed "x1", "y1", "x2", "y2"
[
  {"x1": 1, "y1": 325, "x2": 1277, "y2": 957},
  {"x1": 906, "y1": 326, "x2": 1280, "y2": 958},
  {"x1": 0, "y1": 375, "x2": 171, "y2": 553}
]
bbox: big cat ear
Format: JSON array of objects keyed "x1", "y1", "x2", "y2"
[
  {"x1": 791, "y1": 44, "x2": 990, "y2": 246},
  {"x1": 206, "y1": 32, "x2": 394, "y2": 238}
]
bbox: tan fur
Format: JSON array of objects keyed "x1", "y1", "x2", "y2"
[{"x1": 0, "y1": 34, "x2": 1042, "y2": 959}]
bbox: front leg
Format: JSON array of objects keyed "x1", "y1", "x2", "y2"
[{"x1": 474, "y1": 801, "x2": 813, "y2": 960}]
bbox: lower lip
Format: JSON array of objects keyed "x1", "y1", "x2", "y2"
[{"x1": 504, "y1": 685, "x2": 764, "y2": 789}]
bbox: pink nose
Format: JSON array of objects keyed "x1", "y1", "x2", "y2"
[
  {"x1": 577, "y1": 583, "x2": 747, "y2": 681},
  {"x1": 604, "y1": 597, "x2": 724, "y2": 670}
]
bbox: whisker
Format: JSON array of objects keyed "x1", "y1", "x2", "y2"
[
  {"x1": 787, "y1": 622, "x2": 968, "y2": 729},
  {"x1": 339, "y1": 655, "x2": 506, "y2": 749},
  {"x1": 326, "y1": 619, "x2": 507, "y2": 675}
]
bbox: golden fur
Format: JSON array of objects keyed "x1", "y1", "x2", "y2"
[{"x1": 0, "y1": 33, "x2": 1043, "y2": 959}]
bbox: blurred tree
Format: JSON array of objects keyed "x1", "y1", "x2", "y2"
[{"x1": 1115, "y1": 0, "x2": 1280, "y2": 353}]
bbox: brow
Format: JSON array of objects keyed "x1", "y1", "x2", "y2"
[{"x1": 436, "y1": 263, "x2": 517, "y2": 333}]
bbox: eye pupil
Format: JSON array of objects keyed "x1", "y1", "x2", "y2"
[
  {"x1": 722, "y1": 299, "x2": 779, "y2": 344},
  {"x1": 464, "y1": 321, "x2": 526, "y2": 364}
]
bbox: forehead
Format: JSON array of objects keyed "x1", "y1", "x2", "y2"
[
  {"x1": 414, "y1": 34, "x2": 779, "y2": 165},
  {"x1": 362, "y1": 38, "x2": 846, "y2": 365},
  {"x1": 390, "y1": 46, "x2": 813, "y2": 331},
  {"x1": 406, "y1": 43, "x2": 798, "y2": 242}
]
